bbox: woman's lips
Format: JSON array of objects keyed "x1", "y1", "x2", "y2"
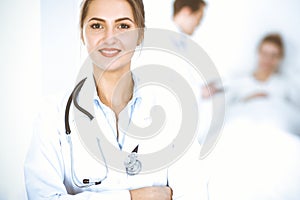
[{"x1": 99, "y1": 48, "x2": 121, "y2": 58}]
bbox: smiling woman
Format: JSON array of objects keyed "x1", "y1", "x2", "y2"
[
  {"x1": 80, "y1": 0, "x2": 143, "y2": 115},
  {"x1": 24, "y1": 0, "x2": 203, "y2": 199}
]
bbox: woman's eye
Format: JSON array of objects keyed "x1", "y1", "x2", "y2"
[
  {"x1": 118, "y1": 23, "x2": 130, "y2": 29},
  {"x1": 90, "y1": 23, "x2": 103, "y2": 29}
]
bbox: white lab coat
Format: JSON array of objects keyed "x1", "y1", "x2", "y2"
[{"x1": 24, "y1": 72, "x2": 208, "y2": 199}]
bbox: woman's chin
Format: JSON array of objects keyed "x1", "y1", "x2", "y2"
[{"x1": 94, "y1": 61, "x2": 131, "y2": 73}]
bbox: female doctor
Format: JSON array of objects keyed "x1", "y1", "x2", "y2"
[{"x1": 24, "y1": 0, "x2": 204, "y2": 199}]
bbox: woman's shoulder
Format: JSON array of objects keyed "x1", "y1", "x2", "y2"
[
  {"x1": 33, "y1": 91, "x2": 72, "y2": 139},
  {"x1": 37, "y1": 91, "x2": 71, "y2": 116}
]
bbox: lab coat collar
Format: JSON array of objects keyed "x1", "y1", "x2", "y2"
[
  {"x1": 72, "y1": 70, "x2": 141, "y2": 172},
  {"x1": 74, "y1": 65, "x2": 143, "y2": 152},
  {"x1": 75, "y1": 65, "x2": 143, "y2": 118}
]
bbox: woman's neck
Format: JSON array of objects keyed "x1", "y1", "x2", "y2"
[{"x1": 94, "y1": 66, "x2": 133, "y2": 116}]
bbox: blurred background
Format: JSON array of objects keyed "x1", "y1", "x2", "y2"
[{"x1": 1, "y1": 0, "x2": 300, "y2": 199}]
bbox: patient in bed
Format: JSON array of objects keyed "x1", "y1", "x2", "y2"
[
  {"x1": 202, "y1": 33, "x2": 300, "y2": 200},
  {"x1": 202, "y1": 33, "x2": 300, "y2": 134}
]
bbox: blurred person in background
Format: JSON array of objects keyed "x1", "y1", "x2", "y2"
[
  {"x1": 203, "y1": 34, "x2": 291, "y2": 102},
  {"x1": 172, "y1": 0, "x2": 206, "y2": 36},
  {"x1": 202, "y1": 33, "x2": 300, "y2": 200},
  {"x1": 168, "y1": 0, "x2": 224, "y2": 146},
  {"x1": 202, "y1": 33, "x2": 300, "y2": 134}
]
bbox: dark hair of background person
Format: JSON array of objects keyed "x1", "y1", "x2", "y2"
[{"x1": 173, "y1": 0, "x2": 206, "y2": 16}]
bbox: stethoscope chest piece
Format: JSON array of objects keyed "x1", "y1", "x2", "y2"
[{"x1": 124, "y1": 152, "x2": 142, "y2": 176}]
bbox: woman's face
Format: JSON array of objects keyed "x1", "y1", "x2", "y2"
[
  {"x1": 82, "y1": 0, "x2": 139, "y2": 72},
  {"x1": 258, "y1": 42, "x2": 282, "y2": 72}
]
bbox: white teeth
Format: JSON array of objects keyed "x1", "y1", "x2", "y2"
[{"x1": 100, "y1": 49, "x2": 120, "y2": 55}]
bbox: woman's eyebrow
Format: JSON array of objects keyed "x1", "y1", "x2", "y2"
[
  {"x1": 88, "y1": 17, "x2": 105, "y2": 22},
  {"x1": 88, "y1": 17, "x2": 134, "y2": 23},
  {"x1": 115, "y1": 17, "x2": 134, "y2": 23}
]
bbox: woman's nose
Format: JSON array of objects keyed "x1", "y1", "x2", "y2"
[{"x1": 102, "y1": 29, "x2": 118, "y2": 45}]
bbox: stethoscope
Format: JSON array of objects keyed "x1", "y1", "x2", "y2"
[{"x1": 65, "y1": 78, "x2": 142, "y2": 188}]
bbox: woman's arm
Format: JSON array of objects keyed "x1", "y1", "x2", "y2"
[
  {"x1": 24, "y1": 100, "x2": 132, "y2": 200},
  {"x1": 130, "y1": 187, "x2": 172, "y2": 200},
  {"x1": 24, "y1": 100, "x2": 171, "y2": 200}
]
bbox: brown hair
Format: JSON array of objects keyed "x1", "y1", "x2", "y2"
[
  {"x1": 173, "y1": 0, "x2": 206, "y2": 16},
  {"x1": 259, "y1": 33, "x2": 284, "y2": 58},
  {"x1": 79, "y1": 0, "x2": 145, "y2": 40}
]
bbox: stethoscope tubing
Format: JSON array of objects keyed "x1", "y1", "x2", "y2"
[
  {"x1": 65, "y1": 77, "x2": 141, "y2": 188},
  {"x1": 65, "y1": 77, "x2": 107, "y2": 187}
]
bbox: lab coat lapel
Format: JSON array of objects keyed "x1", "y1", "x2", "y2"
[{"x1": 73, "y1": 71, "x2": 128, "y2": 172}]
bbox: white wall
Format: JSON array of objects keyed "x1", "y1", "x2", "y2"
[
  {"x1": 41, "y1": 0, "x2": 82, "y2": 95},
  {"x1": 0, "y1": 0, "x2": 41, "y2": 199},
  {"x1": 1, "y1": 0, "x2": 300, "y2": 199}
]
